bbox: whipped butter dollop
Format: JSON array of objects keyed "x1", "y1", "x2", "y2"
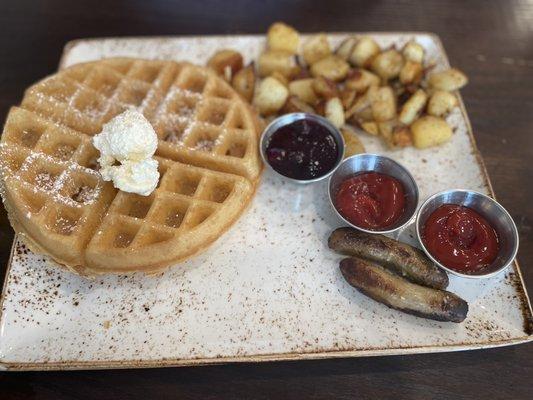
[{"x1": 93, "y1": 110, "x2": 159, "y2": 196}]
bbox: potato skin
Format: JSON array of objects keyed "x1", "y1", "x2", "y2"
[
  {"x1": 253, "y1": 76, "x2": 289, "y2": 116},
  {"x1": 370, "y1": 86, "x2": 397, "y2": 122},
  {"x1": 231, "y1": 63, "x2": 256, "y2": 102},
  {"x1": 427, "y1": 90, "x2": 458, "y2": 117},
  {"x1": 428, "y1": 68, "x2": 468, "y2": 91},
  {"x1": 335, "y1": 37, "x2": 357, "y2": 61},
  {"x1": 411, "y1": 116, "x2": 453, "y2": 148},
  {"x1": 267, "y1": 22, "x2": 300, "y2": 54},
  {"x1": 258, "y1": 50, "x2": 296, "y2": 78},
  {"x1": 345, "y1": 69, "x2": 380, "y2": 93},
  {"x1": 324, "y1": 97, "x2": 345, "y2": 128},
  {"x1": 340, "y1": 126, "x2": 366, "y2": 156},
  {"x1": 288, "y1": 78, "x2": 317, "y2": 104},
  {"x1": 402, "y1": 40, "x2": 425, "y2": 63},
  {"x1": 371, "y1": 49, "x2": 404, "y2": 80},
  {"x1": 310, "y1": 55, "x2": 350, "y2": 81},
  {"x1": 349, "y1": 36, "x2": 380, "y2": 67},
  {"x1": 207, "y1": 50, "x2": 244, "y2": 79},
  {"x1": 302, "y1": 34, "x2": 331, "y2": 65},
  {"x1": 399, "y1": 89, "x2": 428, "y2": 125}
]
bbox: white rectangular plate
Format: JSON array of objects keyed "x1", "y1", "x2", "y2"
[{"x1": 0, "y1": 33, "x2": 532, "y2": 370}]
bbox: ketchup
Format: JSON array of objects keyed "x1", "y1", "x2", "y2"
[
  {"x1": 422, "y1": 204, "x2": 499, "y2": 273},
  {"x1": 334, "y1": 172, "x2": 406, "y2": 230},
  {"x1": 265, "y1": 119, "x2": 339, "y2": 180}
]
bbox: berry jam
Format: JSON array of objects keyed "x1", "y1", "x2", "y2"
[{"x1": 265, "y1": 119, "x2": 339, "y2": 180}]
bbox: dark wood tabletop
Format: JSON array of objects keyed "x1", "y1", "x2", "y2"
[{"x1": 1, "y1": 0, "x2": 532, "y2": 398}]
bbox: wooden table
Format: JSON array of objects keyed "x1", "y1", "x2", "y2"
[{"x1": 1, "y1": 0, "x2": 532, "y2": 398}]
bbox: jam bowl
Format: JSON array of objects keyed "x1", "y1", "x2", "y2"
[
  {"x1": 259, "y1": 113, "x2": 345, "y2": 184},
  {"x1": 328, "y1": 154, "x2": 419, "y2": 235},
  {"x1": 415, "y1": 189, "x2": 519, "y2": 279}
]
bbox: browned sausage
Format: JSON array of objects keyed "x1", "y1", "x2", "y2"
[
  {"x1": 329, "y1": 227, "x2": 449, "y2": 289},
  {"x1": 340, "y1": 257, "x2": 468, "y2": 323}
]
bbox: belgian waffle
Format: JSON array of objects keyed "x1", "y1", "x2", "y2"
[{"x1": 0, "y1": 58, "x2": 262, "y2": 275}]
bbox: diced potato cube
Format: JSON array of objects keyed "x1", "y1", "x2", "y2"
[
  {"x1": 312, "y1": 76, "x2": 339, "y2": 99},
  {"x1": 325, "y1": 97, "x2": 345, "y2": 128},
  {"x1": 282, "y1": 96, "x2": 315, "y2": 114},
  {"x1": 270, "y1": 71, "x2": 289, "y2": 86},
  {"x1": 411, "y1": 116, "x2": 453, "y2": 148},
  {"x1": 288, "y1": 78, "x2": 317, "y2": 104},
  {"x1": 335, "y1": 37, "x2": 357, "y2": 60},
  {"x1": 399, "y1": 89, "x2": 428, "y2": 125},
  {"x1": 399, "y1": 60, "x2": 423, "y2": 85},
  {"x1": 345, "y1": 69, "x2": 380, "y2": 93},
  {"x1": 340, "y1": 88, "x2": 357, "y2": 109},
  {"x1": 258, "y1": 50, "x2": 297, "y2": 78},
  {"x1": 402, "y1": 40, "x2": 425, "y2": 63},
  {"x1": 345, "y1": 87, "x2": 374, "y2": 121},
  {"x1": 428, "y1": 68, "x2": 468, "y2": 91},
  {"x1": 267, "y1": 22, "x2": 300, "y2": 54},
  {"x1": 427, "y1": 90, "x2": 458, "y2": 117},
  {"x1": 371, "y1": 49, "x2": 404, "y2": 80},
  {"x1": 349, "y1": 36, "x2": 380, "y2": 67},
  {"x1": 207, "y1": 50, "x2": 244, "y2": 80},
  {"x1": 392, "y1": 126, "x2": 412, "y2": 147},
  {"x1": 302, "y1": 34, "x2": 331, "y2": 65},
  {"x1": 341, "y1": 126, "x2": 366, "y2": 156},
  {"x1": 310, "y1": 55, "x2": 350, "y2": 81},
  {"x1": 370, "y1": 86, "x2": 397, "y2": 122},
  {"x1": 231, "y1": 63, "x2": 256, "y2": 102},
  {"x1": 253, "y1": 76, "x2": 289, "y2": 116},
  {"x1": 360, "y1": 121, "x2": 379, "y2": 136},
  {"x1": 378, "y1": 120, "x2": 397, "y2": 147}
]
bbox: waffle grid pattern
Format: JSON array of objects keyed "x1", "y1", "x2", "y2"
[{"x1": 0, "y1": 58, "x2": 261, "y2": 274}]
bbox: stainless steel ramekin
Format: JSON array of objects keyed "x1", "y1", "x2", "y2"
[
  {"x1": 328, "y1": 153, "x2": 419, "y2": 235},
  {"x1": 415, "y1": 189, "x2": 519, "y2": 279},
  {"x1": 259, "y1": 113, "x2": 345, "y2": 184}
]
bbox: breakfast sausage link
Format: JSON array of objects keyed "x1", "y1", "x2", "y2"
[
  {"x1": 340, "y1": 257, "x2": 468, "y2": 323},
  {"x1": 329, "y1": 227, "x2": 449, "y2": 289}
]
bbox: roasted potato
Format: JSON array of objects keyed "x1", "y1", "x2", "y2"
[
  {"x1": 302, "y1": 34, "x2": 331, "y2": 65},
  {"x1": 270, "y1": 71, "x2": 289, "y2": 86},
  {"x1": 207, "y1": 50, "x2": 244, "y2": 80},
  {"x1": 411, "y1": 116, "x2": 453, "y2": 148},
  {"x1": 311, "y1": 76, "x2": 339, "y2": 99},
  {"x1": 258, "y1": 50, "x2": 297, "y2": 78},
  {"x1": 345, "y1": 88, "x2": 374, "y2": 121},
  {"x1": 231, "y1": 63, "x2": 256, "y2": 102},
  {"x1": 340, "y1": 88, "x2": 357, "y2": 109},
  {"x1": 402, "y1": 40, "x2": 425, "y2": 63},
  {"x1": 325, "y1": 97, "x2": 345, "y2": 128},
  {"x1": 282, "y1": 96, "x2": 315, "y2": 114},
  {"x1": 399, "y1": 60, "x2": 423, "y2": 85},
  {"x1": 314, "y1": 99, "x2": 326, "y2": 116},
  {"x1": 392, "y1": 125, "x2": 412, "y2": 147},
  {"x1": 427, "y1": 90, "x2": 458, "y2": 117},
  {"x1": 371, "y1": 49, "x2": 404, "y2": 80},
  {"x1": 370, "y1": 86, "x2": 397, "y2": 122},
  {"x1": 267, "y1": 22, "x2": 300, "y2": 54},
  {"x1": 341, "y1": 125, "x2": 366, "y2": 156},
  {"x1": 360, "y1": 121, "x2": 379, "y2": 136},
  {"x1": 378, "y1": 120, "x2": 397, "y2": 147},
  {"x1": 428, "y1": 68, "x2": 468, "y2": 91},
  {"x1": 253, "y1": 76, "x2": 289, "y2": 115},
  {"x1": 399, "y1": 89, "x2": 428, "y2": 125},
  {"x1": 335, "y1": 37, "x2": 357, "y2": 60},
  {"x1": 345, "y1": 69, "x2": 380, "y2": 93},
  {"x1": 350, "y1": 36, "x2": 380, "y2": 67},
  {"x1": 310, "y1": 55, "x2": 350, "y2": 81},
  {"x1": 288, "y1": 78, "x2": 317, "y2": 104}
]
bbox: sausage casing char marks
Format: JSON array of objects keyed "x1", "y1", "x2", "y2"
[
  {"x1": 329, "y1": 227, "x2": 449, "y2": 289},
  {"x1": 340, "y1": 257, "x2": 468, "y2": 323}
]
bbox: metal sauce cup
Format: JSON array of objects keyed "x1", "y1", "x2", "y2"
[
  {"x1": 328, "y1": 154, "x2": 419, "y2": 235},
  {"x1": 416, "y1": 189, "x2": 519, "y2": 279},
  {"x1": 259, "y1": 113, "x2": 345, "y2": 184}
]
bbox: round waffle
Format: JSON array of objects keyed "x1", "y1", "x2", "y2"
[{"x1": 0, "y1": 58, "x2": 262, "y2": 275}]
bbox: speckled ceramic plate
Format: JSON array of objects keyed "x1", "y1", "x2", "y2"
[{"x1": 0, "y1": 34, "x2": 532, "y2": 371}]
